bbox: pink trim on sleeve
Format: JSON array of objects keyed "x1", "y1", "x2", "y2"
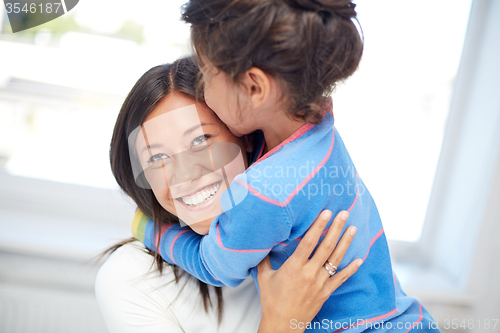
[
  {"x1": 332, "y1": 308, "x2": 399, "y2": 333},
  {"x1": 169, "y1": 229, "x2": 189, "y2": 265},
  {"x1": 404, "y1": 304, "x2": 423, "y2": 333},
  {"x1": 362, "y1": 228, "x2": 384, "y2": 262}
]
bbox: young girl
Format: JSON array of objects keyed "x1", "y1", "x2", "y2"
[{"x1": 135, "y1": 0, "x2": 440, "y2": 331}]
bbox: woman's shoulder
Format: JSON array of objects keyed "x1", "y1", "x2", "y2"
[
  {"x1": 95, "y1": 241, "x2": 179, "y2": 296},
  {"x1": 95, "y1": 241, "x2": 186, "y2": 332},
  {"x1": 97, "y1": 241, "x2": 170, "y2": 277},
  {"x1": 95, "y1": 241, "x2": 261, "y2": 333}
]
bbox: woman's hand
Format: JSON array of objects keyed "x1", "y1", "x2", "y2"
[{"x1": 256, "y1": 210, "x2": 362, "y2": 333}]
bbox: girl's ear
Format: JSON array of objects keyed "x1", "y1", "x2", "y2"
[{"x1": 241, "y1": 67, "x2": 271, "y2": 109}]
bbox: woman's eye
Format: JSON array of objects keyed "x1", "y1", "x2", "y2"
[
  {"x1": 147, "y1": 153, "x2": 169, "y2": 164},
  {"x1": 192, "y1": 135, "x2": 210, "y2": 147}
]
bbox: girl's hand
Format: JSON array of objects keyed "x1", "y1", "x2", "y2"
[{"x1": 256, "y1": 210, "x2": 362, "y2": 333}]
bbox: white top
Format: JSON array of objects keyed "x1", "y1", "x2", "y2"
[{"x1": 95, "y1": 241, "x2": 262, "y2": 333}]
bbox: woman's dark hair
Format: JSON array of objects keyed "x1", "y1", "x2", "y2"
[
  {"x1": 182, "y1": 0, "x2": 363, "y2": 125},
  {"x1": 102, "y1": 56, "x2": 224, "y2": 324}
]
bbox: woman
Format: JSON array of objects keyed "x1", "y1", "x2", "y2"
[{"x1": 95, "y1": 57, "x2": 361, "y2": 333}]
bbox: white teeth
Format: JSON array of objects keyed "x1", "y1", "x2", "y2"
[{"x1": 181, "y1": 182, "x2": 221, "y2": 206}]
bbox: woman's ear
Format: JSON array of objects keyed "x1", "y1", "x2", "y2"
[{"x1": 241, "y1": 67, "x2": 271, "y2": 109}]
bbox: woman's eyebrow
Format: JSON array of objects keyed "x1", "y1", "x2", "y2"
[
  {"x1": 139, "y1": 123, "x2": 215, "y2": 154},
  {"x1": 141, "y1": 143, "x2": 163, "y2": 154},
  {"x1": 184, "y1": 123, "x2": 214, "y2": 137}
]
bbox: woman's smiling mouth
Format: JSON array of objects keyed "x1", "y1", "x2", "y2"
[{"x1": 176, "y1": 180, "x2": 222, "y2": 208}]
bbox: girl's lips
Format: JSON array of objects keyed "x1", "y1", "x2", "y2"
[{"x1": 174, "y1": 180, "x2": 223, "y2": 213}]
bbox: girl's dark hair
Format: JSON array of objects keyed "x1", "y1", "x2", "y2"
[
  {"x1": 182, "y1": 0, "x2": 363, "y2": 125},
  {"x1": 102, "y1": 56, "x2": 224, "y2": 324}
]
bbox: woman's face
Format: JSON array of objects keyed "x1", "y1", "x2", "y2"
[{"x1": 134, "y1": 92, "x2": 250, "y2": 235}]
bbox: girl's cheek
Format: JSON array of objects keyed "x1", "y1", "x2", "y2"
[
  {"x1": 203, "y1": 86, "x2": 215, "y2": 111},
  {"x1": 204, "y1": 76, "x2": 224, "y2": 111}
]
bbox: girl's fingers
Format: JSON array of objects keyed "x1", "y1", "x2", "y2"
[
  {"x1": 310, "y1": 211, "x2": 349, "y2": 268},
  {"x1": 326, "y1": 225, "x2": 357, "y2": 270},
  {"x1": 292, "y1": 210, "x2": 332, "y2": 265},
  {"x1": 325, "y1": 259, "x2": 363, "y2": 293}
]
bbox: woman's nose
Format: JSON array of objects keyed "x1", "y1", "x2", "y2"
[{"x1": 169, "y1": 151, "x2": 206, "y2": 186}]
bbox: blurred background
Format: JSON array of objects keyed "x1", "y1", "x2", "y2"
[{"x1": 1, "y1": 0, "x2": 499, "y2": 332}]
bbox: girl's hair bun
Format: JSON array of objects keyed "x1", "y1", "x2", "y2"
[
  {"x1": 183, "y1": 0, "x2": 363, "y2": 125},
  {"x1": 284, "y1": 0, "x2": 357, "y2": 20}
]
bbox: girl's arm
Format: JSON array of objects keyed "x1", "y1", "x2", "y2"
[
  {"x1": 134, "y1": 176, "x2": 292, "y2": 287},
  {"x1": 98, "y1": 212, "x2": 359, "y2": 333}
]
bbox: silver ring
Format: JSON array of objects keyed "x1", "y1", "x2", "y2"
[
  {"x1": 324, "y1": 264, "x2": 336, "y2": 276},
  {"x1": 325, "y1": 260, "x2": 337, "y2": 272}
]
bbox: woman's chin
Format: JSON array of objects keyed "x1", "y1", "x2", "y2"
[{"x1": 190, "y1": 223, "x2": 211, "y2": 235}]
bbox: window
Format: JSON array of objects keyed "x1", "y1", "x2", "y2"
[
  {"x1": 333, "y1": 0, "x2": 473, "y2": 242},
  {"x1": 0, "y1": 0, "x2": 191, "y2": 188}
]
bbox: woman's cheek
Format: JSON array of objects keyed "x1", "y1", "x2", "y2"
[{"x1": 152, "y1": 188, "x2": 177, "y2": 216}]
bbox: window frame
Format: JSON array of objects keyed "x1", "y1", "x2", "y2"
[{"x1": 388, "y1": 0, "x2": 500, "y2": 319}]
